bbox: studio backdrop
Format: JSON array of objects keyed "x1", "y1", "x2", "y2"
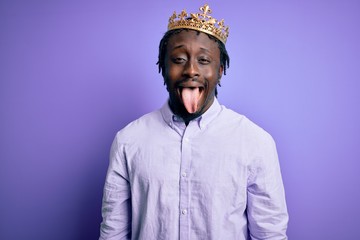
[{"x1": 1, "y1": 0, "x2": 359, "y2": 239}]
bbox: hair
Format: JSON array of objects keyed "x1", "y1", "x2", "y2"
[{"x1": 156, "y1": 29, "x2": 230, "y2": 77}]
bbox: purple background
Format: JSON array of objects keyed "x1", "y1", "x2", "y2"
[{"x1": 1, "y1": 0, "x2": 359, "y2": 239}]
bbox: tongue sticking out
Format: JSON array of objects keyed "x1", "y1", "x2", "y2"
[{"x1": 181, "y1": 88, "x2": 201, "y2": 114}]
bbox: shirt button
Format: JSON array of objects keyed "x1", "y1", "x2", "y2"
[
  {"x1": 182, "y1": 172, "x2": 187, "y2": 178},
  {"x1": 181, "y1": 209, "x2": 187, "y2": 215}
]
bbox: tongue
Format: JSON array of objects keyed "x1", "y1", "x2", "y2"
[{"x1": 182, "y1": 88, "x2": 201, "y2": 114}]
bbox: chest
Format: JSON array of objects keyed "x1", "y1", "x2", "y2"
[{"x1": 124, "y1": 129, "x2": 249, "y2": 189}]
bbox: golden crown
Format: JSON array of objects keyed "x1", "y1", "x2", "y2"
[{"x1": 167, "y1": 4, "x2": 229, "y2": 44}]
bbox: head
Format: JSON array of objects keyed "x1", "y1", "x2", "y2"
[
  {"x1": 156, "y1": 4, "x2": 230, "y2": 123},
  {"x1": 157, "y1": 29, "x2": 230, "y2": 122}
]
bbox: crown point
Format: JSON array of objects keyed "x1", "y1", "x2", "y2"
[{"x1": 200, "y1": 4, "x2": 212, "y2": 14}]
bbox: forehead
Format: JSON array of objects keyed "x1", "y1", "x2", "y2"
[{"x1": 167, "y1": 30, "x2": 220, "y2": 55}]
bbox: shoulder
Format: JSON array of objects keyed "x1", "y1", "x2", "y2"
[
  {"x1": 219, "y1": 106, "x2": 279, "y2": 167},
  {"x1": 115, "y1": 109, "x2": 164, "y2": 142},
  {"x1": 219, "y1": 105, "x2": 275, "y2": 145}
]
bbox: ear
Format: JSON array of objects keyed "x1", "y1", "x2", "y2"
[{"x1": 218, "y1": 64, "x2": 224, "y2": 80}]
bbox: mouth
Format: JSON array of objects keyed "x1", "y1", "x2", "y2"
[{"x1": 177, "y1": 86, "x2": 205, "y2": 114}]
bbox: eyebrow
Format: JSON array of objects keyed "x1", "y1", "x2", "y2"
[
  {"x1": 170, "y1": 45, "x2": 211, "y2": 53},
  {"x1": 200, "y1": 47, "x2": 211, "y2": 53},
  {"x1": 170, "y1": 45, "x2": 184, "y2": 51}
]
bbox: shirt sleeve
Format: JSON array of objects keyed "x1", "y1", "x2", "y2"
[
  {"x1": 247, "y1": 133, "x2": 289, "y2": 240},
  {"x1": 99, "y1": 134, "x2": 132, "y2": 240}
]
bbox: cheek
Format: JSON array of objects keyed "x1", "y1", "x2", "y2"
[
  {"x1": 164, "y1": 69, "x2": 177, "y2": 91},
  {"x1": 167, "y1": 65, "x2": 182, "y2": 82},
  {"x1": 206, "y1": 70, "x2": 217, "y2": 79},
  {"x1": 203, "y1": 66, "x2": 220, "y2": 82}
]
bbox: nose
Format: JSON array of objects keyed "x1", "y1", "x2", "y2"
[{"x1": 183, "y1": 60, "x2": 200, "y2": 78}]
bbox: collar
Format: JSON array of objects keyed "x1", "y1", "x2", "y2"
[{"x1": 160, "y1": 98, "x2": 222, "y2": 130}]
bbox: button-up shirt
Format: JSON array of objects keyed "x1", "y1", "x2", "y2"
[{"x1": 99, "y1": 98, "x2": 288, "y2": 240}]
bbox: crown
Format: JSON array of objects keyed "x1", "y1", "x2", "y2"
[{"x1": 167, "y1": 4, "x2": 229, "y2": 44}]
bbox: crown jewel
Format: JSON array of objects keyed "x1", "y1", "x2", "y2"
[{"x1": 168, "y1": 4, "x2": 229, "y2": 44}]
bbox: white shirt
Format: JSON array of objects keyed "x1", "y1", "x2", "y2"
[{"x1": 100, "y1": 98, "x2": 288, "y2": 239}]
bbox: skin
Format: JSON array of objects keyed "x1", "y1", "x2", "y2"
[{"x1": 163, "y1": 30, "x2": 224, "y2": 124}]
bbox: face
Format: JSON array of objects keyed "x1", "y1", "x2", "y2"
[{"x1": 164, "y1": 30, "x2": 223, "y2": 122}]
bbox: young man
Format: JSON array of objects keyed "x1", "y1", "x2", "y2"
[{"x1": 99, "y1": 4, "x2": 288, "y2": 240}]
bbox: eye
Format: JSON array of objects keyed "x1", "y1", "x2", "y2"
[
  {"x1": 198, "y1": 57, "x2": 211, "y2": 64},
  {"x1": 172, "y1": 57, "x2": 187, "y2": 64}
]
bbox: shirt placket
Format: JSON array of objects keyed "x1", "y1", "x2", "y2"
[{"x1": 179, "y1": 122, "x2": 196, "y2": 240}]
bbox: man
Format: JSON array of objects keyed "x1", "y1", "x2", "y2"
[{"x1": 99, "y1": 4, "x2": 288, "y2": 240}]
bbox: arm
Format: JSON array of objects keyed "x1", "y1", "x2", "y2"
[
  {"x1": 99, "y1": 135, "x2": 132, "y2": 240},
  {"x1": 247, "y1": 134, "x2": 288, "y2": 240}
]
